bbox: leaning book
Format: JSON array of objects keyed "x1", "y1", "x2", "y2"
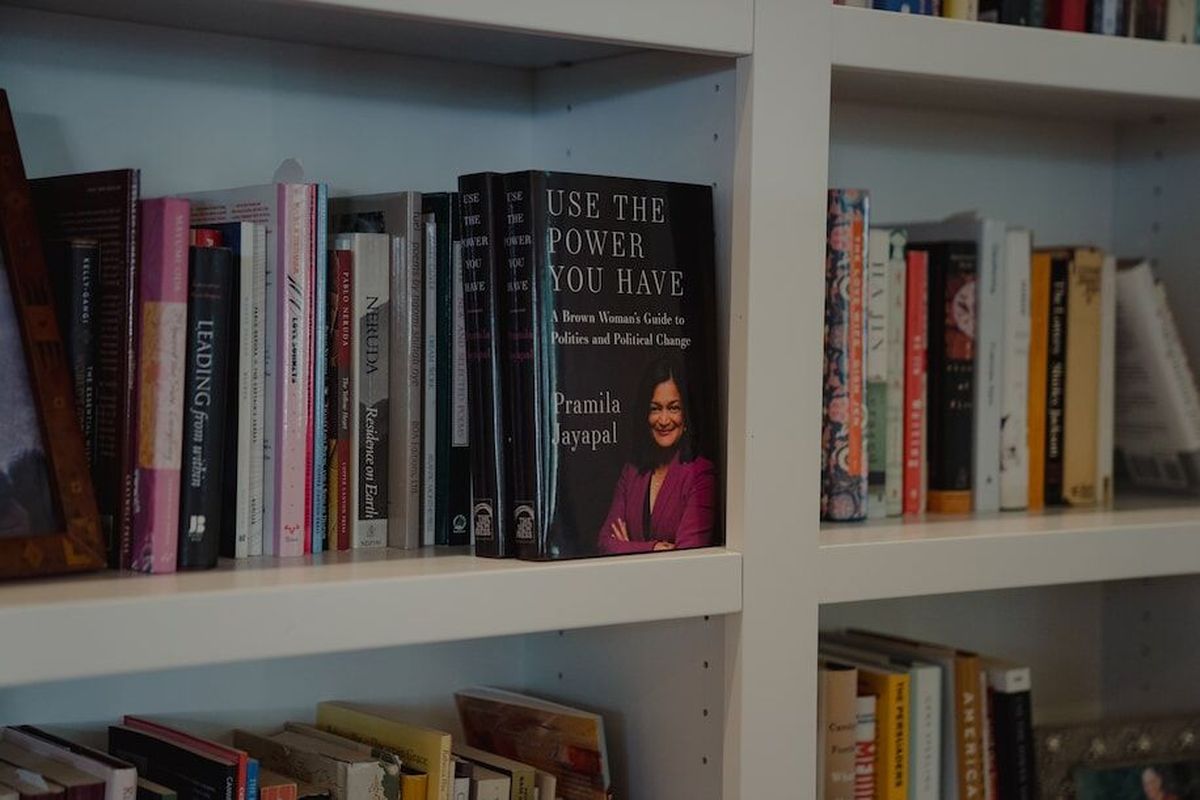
[{"x1": 498, "y1": 171, "x2": 721, "y2": 560}]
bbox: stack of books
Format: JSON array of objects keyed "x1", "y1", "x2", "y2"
[
  {"x1": 821, "y1": 191, "x2": 1200, "y2": 522},
  {"x1": 0, "y1": 688, "x2": 609, "y2": 800}
]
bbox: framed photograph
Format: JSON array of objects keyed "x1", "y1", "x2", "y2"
[
  {"x1": 1037, "y1": 715, "x2": 1200, "y2": 800},
  {"x1": 0, "y1": 88, "x2": 105, "y2": 579}
]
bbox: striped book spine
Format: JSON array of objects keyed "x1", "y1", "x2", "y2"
[
  {"x1": 822, "y1": 189, "x2": 869, "y2": 522},
  {"x1": 131, "y1": 198, "x2": 190, "y2": 573}
]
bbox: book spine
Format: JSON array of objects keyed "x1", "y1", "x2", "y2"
[
  {"x1": 925, "y1": 243, "x2": 976, "y2": 514},
  {"x1": 248, "y1": 225, "x2": 267, "y2": 556},
  {"x1": 1063, "y1": 251, "x2": 1102, "y2": 506},
  {"x1": 854, "y1": 697, "x2": 877, "y2": 800},
  {"x1": 822, "y1": 189, "x2": 869, "y2": 522},
  {"x1": 177, "y1": 246, "x2": 234, "y2": 570},
  {"x1": 215, "y1": 226, "x2": 247, "y2": 560},
  {"x1": 459, "y1": 175, "x2": 510, "y2": 557},
  {"x1": 270, "y1": 185, "x2": 310, "y2": 557},
  {"x1": 1044, "y1": 256, "x2": 1069, "y2": 506},
  {"x1": 973, "y1": 228, "x2": 1004, "y2": 515},
  {"x1": 108, "y1": 729, "x2": 234, "y2": 800},
  {"x1": 119, "y1": 180, "x2": 142, "y2": 571},
  {"x1": 882, "y1": 678, "x2": 909, "y2": 800},
  {"x1": 885, "y1": 232, "x2": 907, "y2": 517},
  {"x1": 428, "y1": 196, "x2": 456, "y2": 546},
  {"x1": 1028, "y1": 0, "x2": 1046, "y2": 25},
  {"x1": 866, "y1": 229, "x2": 890, "y2": 520},
  {"x1": 304, "y1": 186, "x2": 316, "y2": 553},
  {"x1": 990, "y1": 684, "x2": 1036, "y2": 800},
  {"x1": 1096, "y1": 256, "x2": 1116, "y2": 507},
  {"x1": 423, "y1": 212, "x2": 439, "y2": 546},
  {"x1": 1027, "y1": 253, "x2": 1051, "y2": 511},
  {"x1": 1051, "y1": 0, "x2": 1088, "y2": 27},
  {"x1": 1135, "y1": 0, "x2": 1167, "y2": 35},
  {"x1": 1000, "y1": 230, "x2": 1031, "y2": 511},
  {"x1": 910, "y1": 670, "x2": 941, "y2": 800},
  {"x1": 312, "y1": 184, "x2": 329, "y2": 553},
  {"x1": 333, "y1": 249, "x2": 353, "y2": 551},
  {"x1": 131, "y1": 198, "x2": 190, "y2": 574},
  {"x1": 821, "y1": 668, "x2": 859, "y2": 800},
  {"x1": 943, "y1": 0, "x2": 979, "y2": 17},
  {"x1": 47, "y1": 240, "x2": 100, "y2": 471},
  {"x1": 504, "y1": 172, "x2": 546, "y2": 557},
  {"x1": 903, "y1": 250, "x2": 928, "y2": 515},
  {"x1": 448, "y1": 207, "x2": 472, "y2": 546},
  {"x1": 954, "y1": 659, "x2": 985, "y2": 800}
]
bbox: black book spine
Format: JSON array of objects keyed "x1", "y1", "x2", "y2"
[
  {"x1": 922, "y1": 241, "x2": 976, "y2": 510},
  {"x1": 107, "y1": 727, "x2": 233, "y2": 800},
  {"x1": 1044, "y1": 256, "x2": 1069, "y2": 506},
  {"x1": 447, "y1": 196, "x2": 471, "y2": 546},
  {"x1": 177, "y1": 246, "x2": 234, "y2": 569},
  {"x1": 502, "y1": 171, "x2": 548, "y2": 560},
  {"x1": 459, "y1": 174, "x2": 511, "y2": 558},
  {"x1": 217, "y1": 228, "x2": 242, "y2": 560},
  {"x1": 1001, "y1": 0, "x2": 1030, "y2": 24},
  {"x1": 992, "y1": 689, "x2": 1037, "y2": 800},
  {"x1": 46, "y1": 238, "x2": 100, "y2": 470}
]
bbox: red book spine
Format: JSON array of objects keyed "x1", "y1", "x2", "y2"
[
  {"x1": 1048, "y1": 0, "x2": 1086, "y2": 29},
  {"x1": 334, "y1": 249, "x2": 353, "y2": 551},
  {"x1": 903, "y1": 250, "x2": 929, "y2": 515}
]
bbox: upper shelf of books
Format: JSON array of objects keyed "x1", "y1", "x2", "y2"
[
  {"x1": 0, "y1": 547, "x2": 741, "y2": 687},
  {"x1": 819, "y1": 499, "x2": 1200, "y2": 603},
  {"x1": 0, "y1": 0, "x2": 753, "y2": 67},
  {"x1": 830, "y1": 5, "x2": 1200, "y2": 119}
]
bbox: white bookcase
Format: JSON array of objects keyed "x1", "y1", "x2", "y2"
[{"x1": 2, "y1": 0, "x2": 1199, "y2": 797}]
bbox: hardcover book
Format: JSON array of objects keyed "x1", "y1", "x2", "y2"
[
  {"x1": 1000, "y1": 229, "x2": 1032, "y2": 511},
  {"x1": 2, "y1": 727, "x2": 136, "y2": 800},
  {"x1": 421, "y1": 207, "x2": 438, "y2": 547},
  {"x1": 1043, "y1": 253, "x2": 1070, "y2": 506},
  {"x1": 819, "y1": 661, "x2": 860, "y2": 800},
  {"x1": 107, "y1": 726, "x2": 235, "y2": 800},
  {"x1": 0, "y1": 741, "x2": 103, "y2": 800},
  {"x1": 177, "y1": 245, "x2": 234, "y2": 569},
  {"x1": 134, "y1": 780, "x2": 175, "y2": 800},
  {"x1": 866, "y1": 229, "x2": 891, "y2": 520},
  {"x1": 824, "y1": 189, "x2": 869, "y2": 522},
  {"x1": 0, "y1": 761, "x2": 64, "y2": 800},
  {"x1": 1027, "y1": 252, "x2": 1052, "y2": 511},
  {"x1": 330, "y1": 249, "x2": 353, "y2": 551},
  {"x1": 334, "y1": 233, "x2": 390, "y2": 549},
  {"x1": 187, "y1": 185, "x2": 312, "y2": 557},
  {"x1": 458, "y1": 174, "x2": 511, "y2": 557},
  {"x1": 985, "y1": 660, "x2": 1037, "y2": 800},
  {"x1": 450, "y1": 746, "x2": 533, "y2": 800},
  {"x1": 45, "y1": 238, "x2": 99, "y2": 470},
  {"x1": 311, "y1": 184, "x2": 329, "y2": 553},
  {"x1": 1062, "y1": 247, "x2": 1103, "y2": 507},
  {"x1": 855, "y1": 696, "x2": 877, "y2": 800},
  {"x1": 131, "y1": 198, "x2": 191, "y2": 573},
  {"x1": 31, "y1": 169, "x2": 140, "y2": 567},
  {"x1": 330, "y1": 193, "x2": 423, "y2": 550},
  {"x1": 903, "y1": 250, "x2": 928, "y2": 515},
  {"x1": 501, "y1": 171, "x2": 721, "y2": 558},
  {"x1": 884, "y1": 231, "x2": 907, "y2": 518},
  {"x1": 121, "y1": 718, "x2": 247, "y2": 800}
]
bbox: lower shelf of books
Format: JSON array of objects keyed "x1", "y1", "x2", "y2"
[
  {"x1": 818, "y1": 496, "x2": 1200, "y2": 603},
  {"x1": 0, "y1": 546, "x2": 742, "y2": 688}
]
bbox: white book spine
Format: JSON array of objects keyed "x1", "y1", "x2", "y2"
[
  {"x1": 1167, "y1": 0, "x2": 1196, "y2": 41},
  {"x1": 979, "y1": 670, "x2": 994, "y2": 800},
  {"x1": 974, "y1": 221, "x2": 1005, "y2": 514},
  {"x1": 232, "y1": 224, "x2": 268, "y2": 557},
  {"x1": 866, "y1": 229, "x2": 890, "y2": 519},
  {"x1": 262, "y1": 216, "x2": 278, "y2": 556},
  {"x1": 423, "y1": 214, "x2": 438, "y2": 545},
  {"x1": 885, "y1": 231, "x2": 907, "y2": 516},
  {"x1": 341, "y1": 233, "x2": 391, "y2": 549},
  {"x1": 1000, "y1": 229, "x2": 1031, "y2": 510},
  {"x1": 1154, "y1": 279, "x2": 1200, "y2": 442},
  {"x1": 909, "y1": 666, "x2": 942, "y2": 800},
  {"x1": 1096, "y1": 255, "x2": 1116, "y2": 507}
]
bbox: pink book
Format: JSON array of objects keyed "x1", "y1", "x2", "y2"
[
  {"x1": 131, "y1": 197, "x2": 190, "y2": 573},
  {"x1": 185, "y1": 184, "x2": 309, "y2": 557}
]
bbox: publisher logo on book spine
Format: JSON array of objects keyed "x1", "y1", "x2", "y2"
[
  {"x1": 514, "y1": 503, "x2": 535, "y2": 542},
  {"x1": 472, "y1": 501, "x2": 494, "y2": 542}
]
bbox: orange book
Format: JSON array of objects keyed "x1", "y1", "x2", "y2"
[{"x1": 1027, "y1": 253, "x2": 1052, "y2": 511}]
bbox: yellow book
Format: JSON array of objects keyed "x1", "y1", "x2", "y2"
[
  {"x1": 400, "y1": 771, "x2": 428, "y2": 800},
  {"x1": 842, "y1": 660, "x2": 909, "y2": 800},
  {"x1": 316, "y1": 702, "x2": 451, "y2": 800},
  {"x1": 1027, "y1": 253, "x2": 1052, "y2": 511},
  {"x1": 942, "y1": 0, "x2": 979, "y2": 18},
  {"x1": 1063, "y1": 247, "x2": 1104, "y2": 506}
]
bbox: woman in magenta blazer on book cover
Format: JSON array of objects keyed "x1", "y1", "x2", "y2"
[{"x1": 598, "y1": 358, "x2": 716, "y2": 554}]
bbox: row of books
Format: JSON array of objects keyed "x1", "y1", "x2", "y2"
[
  {"x1": 836, "y1": 0, "x2": 1200, "y2": 41},
  {"x1": 0, "y1": 688, "x2": 609, "y2": 800},
  {"x1": 818, "y1": 629, "x2": 1036, "y2": 800},
  {"x1": 821, "y1": 192, "x2": 1200, "y2": 521},
  {"x1": 31, "y1": 160, "x2": 723, "y2": 569}
]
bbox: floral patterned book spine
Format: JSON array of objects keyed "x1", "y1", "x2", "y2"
[{"x1": 822, "y1": 189, "x2": 869, "y2": 522}]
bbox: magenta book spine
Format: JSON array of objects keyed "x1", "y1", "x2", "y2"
[
  {"x1": 270, "y1": 184, "x2": 310, "y2": 556},
  {"x1": 131, "y1": 197, "x2": 190, "y2": 573}
]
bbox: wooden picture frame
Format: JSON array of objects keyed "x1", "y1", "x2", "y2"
[{"x1": 0, "y1": 89, "x2": 106, "y2": 579}]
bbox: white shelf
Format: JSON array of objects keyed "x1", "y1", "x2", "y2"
[
  {"x1": 0, "y1": 0, "x2": 752, "y2": 67},
  {"x1": 0, "y1": 547, "x2": 741, "y2": 688},
  {"x1": 830, "y1": 6, "x2": 1200, "y2": 118},
  {"x1": 819, "y1": 501, "x2": 1200, "y2": 603}
]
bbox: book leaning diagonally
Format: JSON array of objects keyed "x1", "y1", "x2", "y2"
[{"x1": 315, "y1": 702, "x2": 450, "y2": 800}]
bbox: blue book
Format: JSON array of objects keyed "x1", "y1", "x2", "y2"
[
  {"x1": 247, "y1": 758, "x2": 259, "y2": 800},
  {"x1": 311, "y1": 183, "x2": 329, "y2": 553}
]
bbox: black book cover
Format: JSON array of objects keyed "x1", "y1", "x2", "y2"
[
  {"x1": 501, "y1": 171, "x2": 721, "y2": 561},
  {"x1": 107, "y1": 726, "x2": 233, "y2": 800},
  {"x1": 991, "y1": 687, "x2": 1037, "y2": 800},
  {"x1": 177, "y1": 246, "x2": 234, "y2": 569},
  {"x1": 1044, "y1": 254, "x2": 1069, "y2": 506},
  {"x1": 45, "y1": 238, "x2": 100, "y2": 470},
  {"x1": 980, "y1": 0, "x2": 1030, "y2": 23},
  {"x1": 447, "y1": 197, "x2": 471, "y2": 546},
  {"x1": 459, "y1": 174, "x2": 511, "y2": 558},
  {"x1": 423, "y1": 193, "x2": 470, "y2": 547},
  {"x1": 136, "y1": 779, "x2": 178, "y2": 800},
  {"x1": 916, "y1": 240, "x2": 976, "y2": 513},
  {"x1": 31, "y1": 169, "x2": 140, "y2": 568}
]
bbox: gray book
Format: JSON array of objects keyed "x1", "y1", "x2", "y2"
[{"x1": 331, "y1": 193, "x2": 423, "y2": 549}]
